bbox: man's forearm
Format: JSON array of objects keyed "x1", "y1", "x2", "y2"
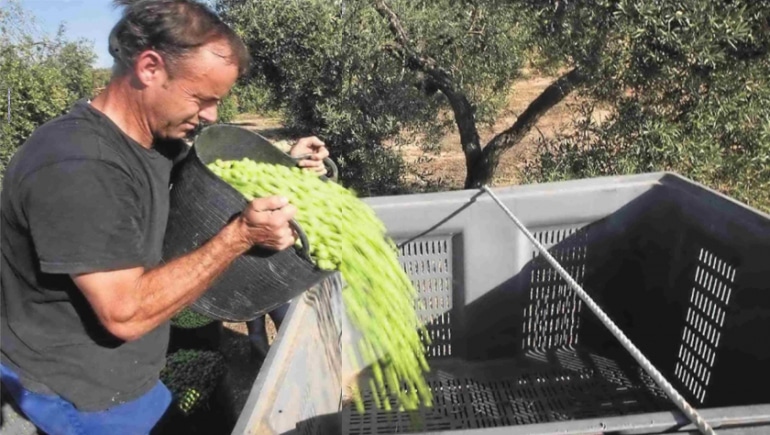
[
  {"x1": 128, "y1": 221, "x2": 250, "y2": 337},
  {"x1": 73, "y1": 197, "x2": 296, "y2": 342}
]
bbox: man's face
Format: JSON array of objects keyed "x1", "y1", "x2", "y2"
[{"x1": 144, "y1": 41, "x2": 239, "y2": 141}]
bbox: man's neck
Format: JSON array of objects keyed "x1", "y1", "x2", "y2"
[{"x1": 90, "y1": 77, "x2": 154, "y2": 149}]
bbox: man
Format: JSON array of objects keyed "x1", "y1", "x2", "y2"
[
  {"x1": 0, "y1": 1, "x2": 329, "y2": 433},
  {"x1": 246, "y1": 300, "x2": 290, "y2": 360}
]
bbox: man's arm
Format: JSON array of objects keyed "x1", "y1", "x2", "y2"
[{"x1": 72, "y1": 196, "x2": 297, "y2": 342}]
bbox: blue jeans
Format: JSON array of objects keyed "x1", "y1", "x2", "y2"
[
  {"x1": 245, "y1": 302, "x2": 290, "y2": 357},
  {"x1": 1, "y1": 363, "x2": 171, "y2": 435}
]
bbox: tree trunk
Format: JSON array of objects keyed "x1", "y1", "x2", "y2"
[
  {"x1": 373, "y1": 0, "x2": 484, "y2": 181},
  {"x1": 373, "y1": 0, "x2": 585, "y2": 190},
  {"x1": 464, "y1": 68, "x2": 586, "y2": 188}
]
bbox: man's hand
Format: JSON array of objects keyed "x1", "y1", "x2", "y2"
[
  {"x1": 234, "y1": 196, "x2": 298, "y2": 251},
  {"x1": 290, "y1": 136, "x2": 329, "y2": 176}
]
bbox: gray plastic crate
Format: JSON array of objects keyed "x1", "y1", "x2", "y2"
[{"x1": 232, "y1": 172, "x2": 770, "y2": 435}]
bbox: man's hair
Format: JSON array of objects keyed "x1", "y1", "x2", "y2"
[{"x1": 109, "y1": 0, "x2": 250, "y2": 77}]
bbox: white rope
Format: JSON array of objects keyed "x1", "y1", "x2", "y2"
[{"x1": 481, "y1": 185, "x2": 716, "y2": 435}]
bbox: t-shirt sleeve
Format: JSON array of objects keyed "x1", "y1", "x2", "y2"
[{"x1": 21, "y1": 159, "x2": 146, "y2": 275}]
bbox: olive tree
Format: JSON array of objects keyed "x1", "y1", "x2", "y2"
[
  {"x1": 217, "y1": 0, "x2": 531, "y2": 194},
  {"x1": 522, "y1": 0, "x2": 770, "y2": 212},
  {"x1": 1, "y1": 1, "x2": 98, "y2": 181}
]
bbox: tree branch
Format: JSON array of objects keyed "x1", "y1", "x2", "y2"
[
  {"x1": 373, "y1": 0, "x2": 483, "y2": 176},
  {"x1": 486, "y1": 68, "x2": 585, "y2": 159},
  {"x1": 373, "y1": 0, "x2": 448, "y2": 80},
  {"x1": 373, "y1": 0, "x2": 410, "y2": 47},
  {"x1": 465, "y1": 68, "x2": 586, "y2": 187},
  {"x1": 467, "y1": 6, "x2": 480, "y2": 34}
]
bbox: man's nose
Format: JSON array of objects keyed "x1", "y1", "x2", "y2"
[{"x1": 199, "y1": 103, "x2": 218, "y2": 124}]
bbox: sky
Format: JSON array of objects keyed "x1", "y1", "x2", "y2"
[{"x1": 19, "y1": 0, "x2": 123, "y2": 68}]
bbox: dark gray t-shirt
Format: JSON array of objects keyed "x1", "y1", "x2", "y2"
[{"x1": 0, "y1": 99, "x2": 188, "y2": 411}]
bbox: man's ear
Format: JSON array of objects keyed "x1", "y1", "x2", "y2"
[{"x1": 134, "y1": 50, "x2": 168, "y2": 88}]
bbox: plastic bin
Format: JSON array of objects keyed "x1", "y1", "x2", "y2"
[{"x1": 231, "y1": 172, "x2": 770, "y2": 435}]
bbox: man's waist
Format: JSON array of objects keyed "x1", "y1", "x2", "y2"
[
  {"x1": 0, "y1": 352, "x2": 57, "y2": 396},
  {"x1": 0, "y1": 323, "x2": 170, "y2": 411}
]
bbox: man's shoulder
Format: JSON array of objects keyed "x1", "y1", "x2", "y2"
[
  {"x1": 8, "y1": 102, "x2": 131, "y2": 182},
  {"x1": 28, "y1": 100, "x2": 125, "y2": 161}
]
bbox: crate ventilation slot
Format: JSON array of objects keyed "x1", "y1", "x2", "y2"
[
  {"x1": 523, "y1": 227, "x2": 588, "y2": 352},
  {"x1": 398, "y1": 235, "x2": 454, "y2": 358},
  {"x1": 675, "y1": 248, "x2": 736, "y2": 404}
]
